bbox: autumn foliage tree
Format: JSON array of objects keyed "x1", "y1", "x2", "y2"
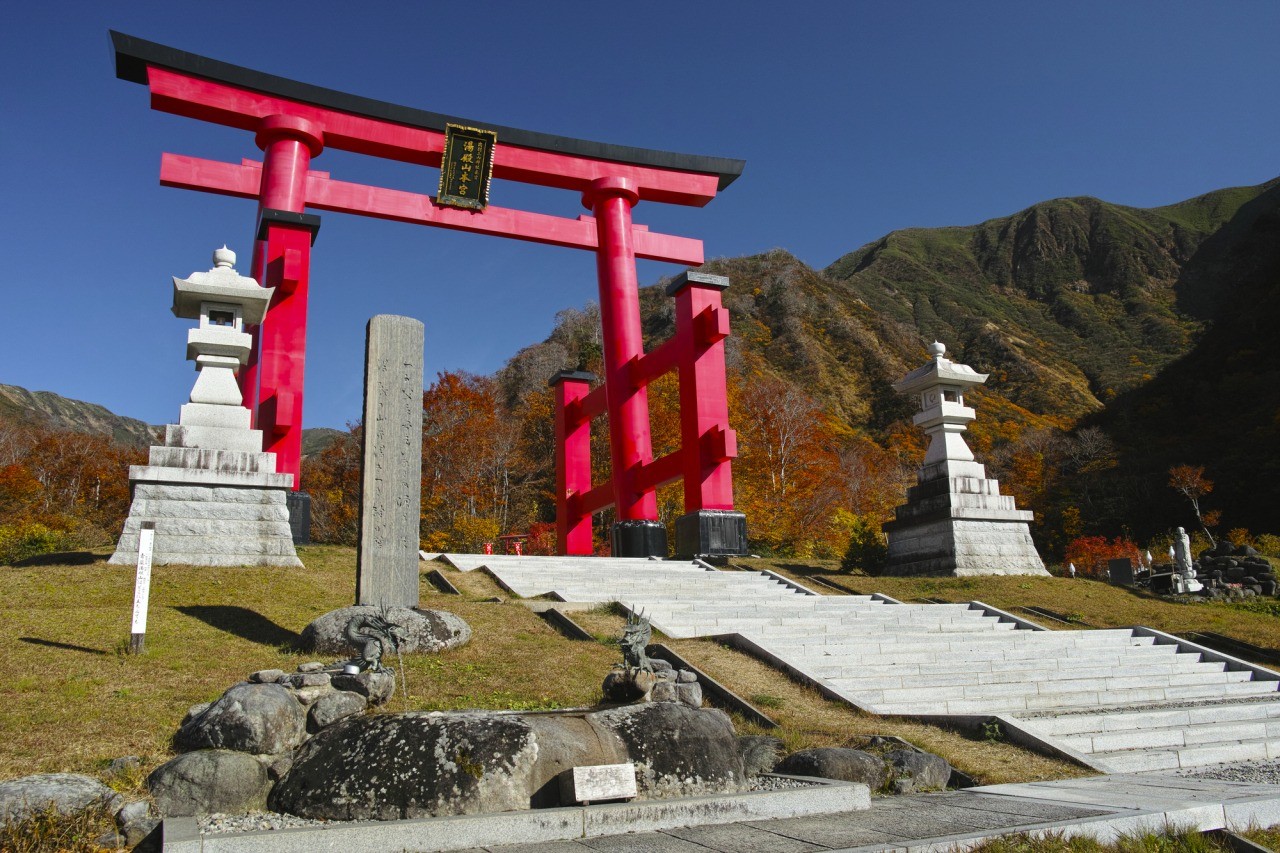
[
  {"x1": 0, "y1": 422, "x2": 144, "y2": 564},
  {"x1": 1168, "y1": 464, "x2": 1217, "y2": 547}
]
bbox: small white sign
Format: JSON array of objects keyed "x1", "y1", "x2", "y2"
[
  {"x1": 129, "y1": 522, "x2": 156, "y2": 651},
  {"x1": 560, "y1": 763, "x2": 637, "y2": 804}
]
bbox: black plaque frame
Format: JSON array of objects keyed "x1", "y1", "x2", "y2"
[{"x1": 437, "y1": 123, "x2": 497, "y2": 211}]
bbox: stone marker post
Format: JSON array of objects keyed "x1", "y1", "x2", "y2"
[{"x1": 357, "y1": 315, "x2": 424, "y2": 608}]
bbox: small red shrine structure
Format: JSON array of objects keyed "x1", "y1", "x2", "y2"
[{"x1": 112, "y1": 32, "x2": 748, "y2": 558}]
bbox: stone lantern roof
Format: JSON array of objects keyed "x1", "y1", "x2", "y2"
[
  {"x1": 172, "y1": 246, "x2": 273, "y2": 324},
  {"x1": 892, "y1": 342, "x2": 988, "y2": 396}
]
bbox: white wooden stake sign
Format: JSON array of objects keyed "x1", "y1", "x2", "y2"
[{"x1": 129, "y1": 521, "x2": 156, "y2": 654}]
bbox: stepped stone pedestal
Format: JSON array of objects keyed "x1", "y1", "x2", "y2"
[
  {"x1": 881, "y1": 342, "x2": 1046, "y2": 577},
  {"x1": 109, "y1": 248, "x2": 301, "y2": 568}
]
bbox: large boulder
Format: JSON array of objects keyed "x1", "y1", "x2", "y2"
[
  {"x1": 175, "y1": 683, "x2": 306, "y2": 755},
  {"x1": 590, "y1": 702, "x2": 744, "y2": 797},
  {"x1": 775, "y1": 748, "x2": 888, "y2": 789},
  {"x1": 271, "y1": 703, "x2": 745, "y2": 820},
  {"x1": 270, "y1": 711, "x2": 542, "y2": 820},
  {"x1": 301, "y1": 606, "x2": 471, "y2": 655},
  {"x1": 0, "y1": 773, "x2": 120, "y2": 825},
  {"x1": 147, "y1": 750, "x2": 270, "y2": 817},
  {"x1": 884, "y1": 749, "x2": 951, "y2": 792}
]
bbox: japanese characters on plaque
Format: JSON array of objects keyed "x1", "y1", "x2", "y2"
[{"x1": 437, "y1": 124, "x2": 497, "y2": 211}]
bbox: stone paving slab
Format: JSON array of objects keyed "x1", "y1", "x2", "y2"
[{"x1": 664, "y1": 821, "x2": 828, "y2": 852}]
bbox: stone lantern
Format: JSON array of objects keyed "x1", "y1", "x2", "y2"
[
  {"x1": 109, "y1": 247, "x2": 301, "y2": 567},
  {"x1": 881, "y1": 342, "x2": 1047, "y2": 576},
  {"x1": 172, "y1": 245, "x2": 268, "y2": 411}
]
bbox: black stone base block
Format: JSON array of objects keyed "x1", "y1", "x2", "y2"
[
  {"x1": 287, "y1": 491, "x2": 312, "y2": 545},
  {"x1": 674, "y1": 510, "x2": 748, "y2": 559},
  {"x1": 611, "y1": 520, "x2": 667, "y2": 558}
]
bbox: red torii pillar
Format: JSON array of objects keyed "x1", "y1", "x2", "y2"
[{"x1": 549, "y1": 269, "x2": 748, "y2": 559}]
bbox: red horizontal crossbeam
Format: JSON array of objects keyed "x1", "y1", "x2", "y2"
[
  {"x1": 630, "y1": 337, "x2": 679, "y2": 388},
  {"x1": 577, "y1": 482, "x2": 616, "y2": 517},
  {"x1": 147, "y1": 67, "x2": 721, "y2": 207},
  {"x1": 635, "y1": 450, "x2": 685, "y2": 493},
  {"x1": 159, "y1": 154, "x2": 704, "y2": 266}
]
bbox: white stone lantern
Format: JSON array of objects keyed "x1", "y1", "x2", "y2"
[
  {"x1": 108, "y1": 246, "x2": 300, "y2": 568},
  {"x1": 881, "y1": 341, "x2": 1047, "y2": 577},
  {"x1": 892, "y1": 341, "x2": 988, "y2": 468},
  {"x1": 171, "y1": 246, "x2": 272, "y2": 410}
]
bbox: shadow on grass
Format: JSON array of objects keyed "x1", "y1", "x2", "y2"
[
  {"x1": 176, "y1": 605, "x2": 301, "y2": 649},
  {"x1": 19, "y1": 637, "x2": 108, "y2": 655}
]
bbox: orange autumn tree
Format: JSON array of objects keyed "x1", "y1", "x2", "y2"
[
  {"x1": 0, "y1": 422, "x2": 144, "y2": 563},
  {"x1": 420, "y1": 371, "x2": 521, "y2": 552}
]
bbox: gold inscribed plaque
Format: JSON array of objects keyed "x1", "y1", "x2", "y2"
[{"x1": 438, "y1": 124, "x2": 497, "y2": 211}]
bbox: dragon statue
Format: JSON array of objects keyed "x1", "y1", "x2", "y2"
[
  {"x1": 343, "y1": 609, "x2": 410, "y2": 673},
  {"x1": 619, "y1": 609, "x2": 652, "y2": 673}
]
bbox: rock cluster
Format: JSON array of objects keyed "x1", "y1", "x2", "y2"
[
  {"x1": 270, "y1": 702, "x2": 745, "y2": 820},
  {"x1": 773, "y1": 744, "x2": 952, "y2": 794},
  {"x1": 301, "y1": 605, "x2": 471, "y2": 655},
  {"x1": 148, "y1": 660, "x2": 397, "y2": 817},
  {"x1": 0, "y1": 771, "x2": 158, "y2": 848},
  {"x1": 601, "y1": 657, "x2": 703, "y2": 708},
  {"x1": 1197, "y1": 541, "x2": 1277, "y2": 598}
]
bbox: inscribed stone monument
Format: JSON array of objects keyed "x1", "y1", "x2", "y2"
[
  {"x1": 356, "y1": 315, "x2": 424, "y2": 608},
  {"x1": 881, "y1": 342, "x2": 1047, "y2": 576},
  {"x1": 109, "y1": 247, "x2": 301, "y2": 567}
]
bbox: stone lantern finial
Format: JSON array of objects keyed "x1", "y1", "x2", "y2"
[
  {"x1": 213, "y1": 245, "x2": 236, "y2": 269},
  {"x1": 928, "y1": 341, "x2": 946, "y2": 359}
]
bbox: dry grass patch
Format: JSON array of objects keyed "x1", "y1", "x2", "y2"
[{"x1": 0, "y1": 551, "x2": 612, "y2": 783}]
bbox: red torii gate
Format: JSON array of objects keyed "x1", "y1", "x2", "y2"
[{"x1": 112, "y1": 32, "x2": 748, "y2": 557}]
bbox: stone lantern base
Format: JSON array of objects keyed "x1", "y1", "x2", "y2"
[
  {"x1": 881, "y1": 460, "x2": 1047, "y2": 577},
  {"x1": 109, "y1": 404, "x2": 302, "y2": 568}
]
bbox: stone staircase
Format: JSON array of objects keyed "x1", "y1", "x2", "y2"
[{"x1": 441, "y1": 554, "x2": 1280, "y2": 773}]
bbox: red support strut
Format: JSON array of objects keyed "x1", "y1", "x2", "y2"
[{"x1": 551, "y1": 370, "x2": 595, "y2": 556}]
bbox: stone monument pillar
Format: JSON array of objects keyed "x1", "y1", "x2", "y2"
[
  {"x1": 355, "y1": 315, "x2": 424, "y2": 608},
  {"x1": 110, "y1": 248, "x2": 302, "y2": 567},
  {"x1": 881, "y1": 342, "x2": 1047, "y2": 577}
]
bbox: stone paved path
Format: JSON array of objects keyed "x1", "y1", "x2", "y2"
[{"x1": 466, "y1": 773, "x2": 1280, "y2": 853}]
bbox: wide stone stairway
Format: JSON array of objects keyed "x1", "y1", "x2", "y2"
[{"x1": 442, "y1": 554, "x2": 1280, "y2": 774}]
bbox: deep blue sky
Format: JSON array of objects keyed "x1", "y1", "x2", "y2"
[{"x1": 2, "y1": 2, "x2": 1277, "y2": 429}]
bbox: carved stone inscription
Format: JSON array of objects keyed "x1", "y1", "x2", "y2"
[{"x1": 357, "y1": 315, "x2": 424, "y2": 608}]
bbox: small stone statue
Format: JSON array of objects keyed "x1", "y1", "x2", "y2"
[
  {"x1": 602, "y1": 610, "x2": 656, "y2": 703},
  {"x1": 1172, "y1": 527, "x2": 1203, "y2": 594},
  {"x1": 619, "y1": 609, "x2": 653, "y2": 673},
  {"x1": 343, "y1": 610, "x2": 409, "y2": 673}
]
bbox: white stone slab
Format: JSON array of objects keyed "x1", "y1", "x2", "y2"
[{"x1": 559, "y1": 763, "x2": 637, "y2": 804}]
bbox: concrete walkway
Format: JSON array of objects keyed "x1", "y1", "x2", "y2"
[{"x1": 469, "y1": 773, "x2": 1280, "y2": 853}]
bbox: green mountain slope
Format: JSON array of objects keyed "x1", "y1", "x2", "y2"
[
  {"x1": 824, "y1": 181, "x2": 1277, "y2": 418},
  {"x1": 0, "y1": 384, "x2": 155, "y2": 446}
]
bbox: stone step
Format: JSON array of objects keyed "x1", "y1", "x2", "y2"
[
  {"x1": 807, "y1": 652, "x2": 1210, "y2": 679},
  {"x1": 1061, "y1": 718, "x2": 1280, "y2": 754},
  {"x1": 142, "y1": 550, "x2": 304, "y2": 568},
  {"x1": 1015, "y1": 697, "x2": 1280, "y2": 736},
  {"x1": 837, "y1": 670, "x2": 1256, "y2": 702},
  {"x1": 822, "y1": 661, "x2": 1229, "y2": 691},
  {"x1": 1089, "y1": 736, "x2": 1280, "y2": 772},
  {"x1": 762, "y1": 633, "x2": 1154, "y2": 658},
  {"x1": 869, "y1": 678, "x2": 1280, "y2": 715}
]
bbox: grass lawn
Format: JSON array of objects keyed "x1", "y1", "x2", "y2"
[{"x1": 2, "y1": 548, "x2": 1277, "y2": 795}]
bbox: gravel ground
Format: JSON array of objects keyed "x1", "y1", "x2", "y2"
[
  {"x1": 199, "y1": 812, "x2": 330, "y2": 834},
  {"x1": 198, "y1": 778, "x2": 819, "y2": 833},
  {"x1": 1178, "y1": 760, "x2": 1280, "y2": 785}
]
